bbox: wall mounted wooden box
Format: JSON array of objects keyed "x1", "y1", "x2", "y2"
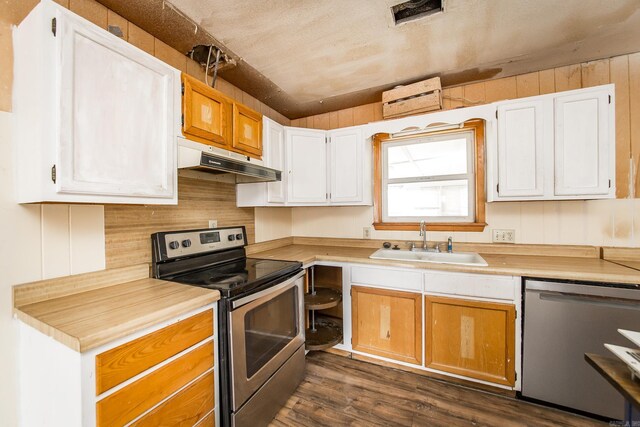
[{"x1": 382, "y1": 77, "x2": 442, "y2": 119}]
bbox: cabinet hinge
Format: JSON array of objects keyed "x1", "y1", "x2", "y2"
[
  {"x1": 609, "y1": 179, "x2": 611, "y2": 188},
  {"x1": 495, "y1": 110, "x2": 498, "y2": 119},
  {"x1": 515, "y1": 310, "x2": 517, "y2": 319},
  {"x1": 181, "y1": 83, "x2": 185, "y2": 95},
  {"x1": 515, "y1": 372, "x2": 518, "y2": 381},
  {"x1": 608, "y1": 95, "x2": 612, "y2": 104},
  {"x1": 181, "y1": 114, "x2": 184, "y2": 127},
  {"x1": 51, "y1": 17, "x2": 57, "y2": 36},
  {"x1": 496, "y1": 183, "x2": 500, "y2": 193},
  {"x1": 326, "y1": 193, "x2": 328, "y2": 200},
  {"x1": 51, "y1": 165, "x2": 56, "y2": 183}
]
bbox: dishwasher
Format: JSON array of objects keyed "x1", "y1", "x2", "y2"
[{"x1": 521, "y1": 279, "x2": 640, "y2": 420}]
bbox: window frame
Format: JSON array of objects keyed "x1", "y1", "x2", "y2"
[
  {"x1": 373, "y1": 119, "x2": 487, "y2": 232},
  {"x1": 382, "y1": 130, "x2": 476, "y2": 223}
]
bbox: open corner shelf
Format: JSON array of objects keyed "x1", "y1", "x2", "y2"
[
  {"x1": 305, "y1": 316, "x2": 343, "y2": 351},
  {"x1": 304, "y1": 287, "x2": 342, "y2": 310},
  {"x1": 304, "y1": 265, "x2": 344, "y2": 351}
]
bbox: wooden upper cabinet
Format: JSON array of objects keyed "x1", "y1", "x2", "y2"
[
  {"x1": 233, "y1": 103, "x2": 263, "y2": 158},
  {"x1": 182, "y1": 73, "x2": 232, "y2": 149},
  {"x1": 425, "y1": 296, "x2": 516, "y2": 386},
  {"x1": 351, "y1": 286, "x2": 422, "y2": 365}
]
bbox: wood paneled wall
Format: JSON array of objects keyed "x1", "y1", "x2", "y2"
[
  {"x1": 292, "y1": 54, "x2": 640, "y2": 199},
  {"x1": 105, "y1": 176, "x2": 255, "y2": 268}
]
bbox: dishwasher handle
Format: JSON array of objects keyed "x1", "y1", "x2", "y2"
[
  {"x1": 525, "y1": 279, "x2": 640, "y2": 301},
  {"x1": 537, "y1": 291, "x2": 640, "y2": 311}
]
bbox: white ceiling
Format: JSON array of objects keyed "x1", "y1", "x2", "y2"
[{"x1": 169, "y1": 0, "x2": 640, "y2": 105}]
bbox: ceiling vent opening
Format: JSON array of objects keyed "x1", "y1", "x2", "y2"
[{"x1": 391, "y1": 0, "x2": 443, "y2": 25}]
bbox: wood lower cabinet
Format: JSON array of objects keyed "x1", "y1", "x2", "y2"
[
  {"x1": 232, "y1": 103, "x2": 263, "y2": 158},
  {"x1": 424, "y1": 296, "x2": 516, "y2": 386},
  {"x1": 18, "y1": 304, "x2": 218, "y2": 427},
  {"x1": 351, "y1": 286, "x2": 422, "y2": 365},
  {"x1": 182, "y1": 73, "x2": 232, "y2": 149},
  {"x1": 93, "y1": 308, "x2": 216, "y2": 426}
]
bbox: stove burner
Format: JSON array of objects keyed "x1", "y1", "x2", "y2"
[{"x1": 163, "y1": 257, "x2": 302, "y2": 298}]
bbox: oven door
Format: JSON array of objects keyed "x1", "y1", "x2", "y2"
[{"x1": 229, "y1": 270, "x2": 305, "y2": 410}]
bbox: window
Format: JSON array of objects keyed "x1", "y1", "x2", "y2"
[{"x1": 373, "y1": 120, "x2": 487, "y2": 231}]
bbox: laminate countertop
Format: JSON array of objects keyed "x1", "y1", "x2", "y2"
[
  {"x1": 249, "y1": 244, "x2": 640, "y2": 285},
  {"x1": 13, "y1": 264, "x2": 219, "y2": 352}
]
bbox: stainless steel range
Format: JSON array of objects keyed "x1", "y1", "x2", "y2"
[{"x1": 151, "y1": 226, "x2": 305, "y2": 427}]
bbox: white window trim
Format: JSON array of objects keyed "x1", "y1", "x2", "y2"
[{"x1": 381, "y1": 130, "x2": 476, "y2": 223}]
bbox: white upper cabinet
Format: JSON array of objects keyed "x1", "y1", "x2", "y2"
[
  {"x1": 489, "y1": 84, "x2": 615, "y2": 201},
  {"x1": 286, "y1": 128, "x2": 328, "y2": 204},
  {"x1": 496, "y1": 99, "x2": 546, "y2": 198},
  {"x1": 237, "y1": 123, "x2": 372, "y2": 207},
  {"x1": 329, "y1": 127, "x2": 364, "y2": 203},
  {"x1": 236, "y1": 117, "x2": 287, "y2": 207},
  {"x1": 554, "y1": 88, "x2": 612, "y2": 196},
  {"x1": 13, "y1": 1, "x2": 179, "y2": 204},
  {"x1": 266, "y1": 119, "x2": 286, "y2": 203}
]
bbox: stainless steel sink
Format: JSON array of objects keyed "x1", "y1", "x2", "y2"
[{"x1": 369, "y1": 248, "x2": 488, "y2": 267}]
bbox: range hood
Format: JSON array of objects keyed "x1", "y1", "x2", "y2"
[{"x1": 178, "y1": 138, "x2": 281, "y2": 183}]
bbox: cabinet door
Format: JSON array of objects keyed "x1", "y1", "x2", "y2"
[
  {"x1": 286, "y1": 128, "x2": 328, "y2": 203},
  {"x1": 57, "y1": 12, "x2": 177, "y2": 199},
  {"x1": 265, "y1": 118, "x2": 286, "y2": 203},
  {"x1": 554, "y1": 89, "x2": 611, "y2": 196},
  {"x1": 496, "y1": 100, "x2": 545, "y2": 198},
  {"x1": 425, "y1": 296, "x2": 515, "y2": 386},
  {"x1": 329, "y1": 127, "x2": 364, "y2": 203},
  {"x1": 351, "y1": 286, "x2": 422, "y2": 365},
  {"x1": 182, "y1": 74, "x2": 232, "y2": 149},
  {"x1": 232, "y1": 103, "x2": 263, "y2": 158}
]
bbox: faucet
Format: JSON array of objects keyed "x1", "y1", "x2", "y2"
[{"x1": 419, "y1": 220, "x2": 427, "y2": 250}]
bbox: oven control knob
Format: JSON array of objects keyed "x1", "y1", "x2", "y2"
[
  {"x1": 182, "y1": 239, "x2": 192, "y2": 248},
  {"x1": 235, "y1": 233, "x2": 243, "y2": 240},
  {"x1": 228, "y1": 234, "x2": 235, "y2": 241},
  {"x1": 169, "y1": 241, "x2": 179, "y2": 250}
]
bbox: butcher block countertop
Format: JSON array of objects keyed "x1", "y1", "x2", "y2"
[
  {"x1": 13, "y1": 264, "x2": 219, "y2": 352},
  {"x1": 249, "y1": 241, "x2": 640, "y2": 285}
]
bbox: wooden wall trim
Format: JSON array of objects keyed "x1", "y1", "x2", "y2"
[
  {"x1": 245, "y1": 237, "x2": 294, "y2": 255},
  {"x1": 13, "y1": 263, "x2": 149, "y2": 307},
  {"x1": 290, "y1": 236, "x2": 601, "y2": 258},
  {"x1": 372, "y1": 120, "x2": 487, "y2": 232}
]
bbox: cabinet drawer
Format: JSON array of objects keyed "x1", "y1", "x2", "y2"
[
  {"x1": 424, "y1": 271, "x2": 516, "y2": 301},
  {"x1": 351, "y1": 266, "x2": 422, "y2": 291},
  {"x1": 97, "y1": 341, "x2": 214, "y2": 427},
  {"x1": 132, "y1": 371, "x2": 214, "y2": 427},
  {"x1": 96, "y1": 309, "x2": 214, "y2": 395}
]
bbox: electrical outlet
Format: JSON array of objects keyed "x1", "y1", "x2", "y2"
[
  {"x1": 208, "y1": 220, "x2": 218, "y2": 228},
  {"x1": 493, "y1": 229, "x2": 515, "y2": 243},
  {"x1": 363, "y1": 227, "x2": 372, "y2": 239}
]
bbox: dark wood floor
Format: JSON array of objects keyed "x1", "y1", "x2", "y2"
[{"x1": 270, "y1": 352, "x2": 605, "y2": 427}]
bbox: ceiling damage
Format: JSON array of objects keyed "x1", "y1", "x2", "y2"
[{"x1": 98, "y1": 0, "x2": 640, "y2": 119}]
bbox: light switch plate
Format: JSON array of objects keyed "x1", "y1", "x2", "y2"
[
  {"x1": 208, "y1": 220, "x2": 218, "y2": 228},
  {"x1": 493, "y1": 229, "x2": 515, "y2": 243},
  {"x1": 363, "y1": 227, "x2": 372, "y2": 239}
]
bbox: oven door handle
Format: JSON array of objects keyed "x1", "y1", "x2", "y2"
[{"x1": 232, "y1": 270, "x2": 305, "y2": 309}]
